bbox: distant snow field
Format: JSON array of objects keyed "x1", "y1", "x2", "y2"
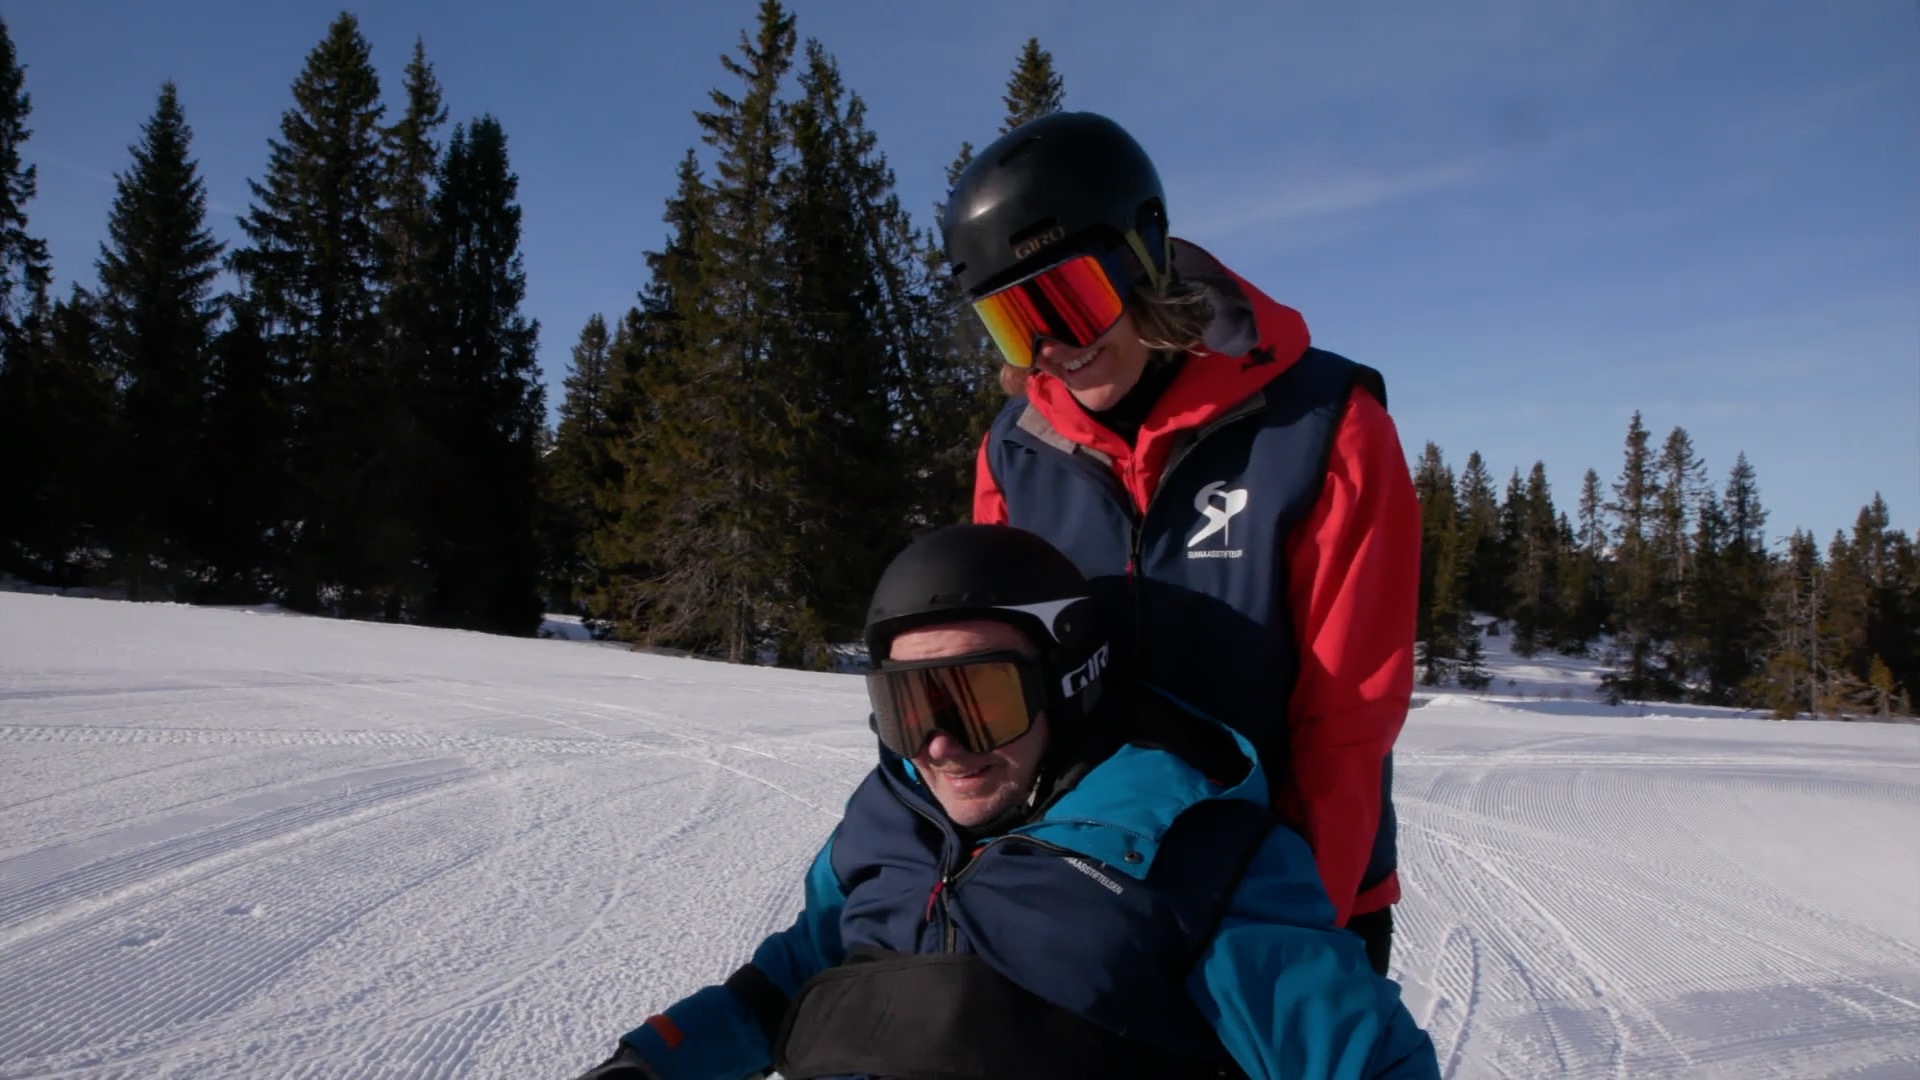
[{"x1": 2, "y1": 593, "x2": 1917, "y2": 1078}]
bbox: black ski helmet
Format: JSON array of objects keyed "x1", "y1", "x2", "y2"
[
  {"x1": 865, "y1": 524, "x2": 1109, "y2": 733},
  {"x1": 940, "y1": 110, "x2": 1169, "y2": 301}
]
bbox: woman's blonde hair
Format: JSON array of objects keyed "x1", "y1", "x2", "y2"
[
  {"x1": 999, "y1": 363, "x2": 1031, "y2": 398},
  {"x1": 1129, "y1": 276, "x2": 1214, "y2": 355}
]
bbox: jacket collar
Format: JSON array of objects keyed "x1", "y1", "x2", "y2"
[
  {"x1": 876, "y1": 687, "x2": 1267, "y2": 881},
  {"x1": 1016, "y1": 685, "x2": 1265, "y2": 879},
  {"x1": 1018, "y1": 238, "x2": 1312, "y2": 472}
]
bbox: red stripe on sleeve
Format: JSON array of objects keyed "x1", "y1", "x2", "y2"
[{"x1": 645, "y1": 1013, "x2": 685, "y2": 1050}]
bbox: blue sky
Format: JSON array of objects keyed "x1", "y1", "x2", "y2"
[{"x1": 8, "y1": 0, "x2": 1916, "y2": 542}]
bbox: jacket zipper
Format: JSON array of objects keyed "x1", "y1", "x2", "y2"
[
  {"x1": 933, "y1": 841, "x2": 1000, "y2": 951},
  {"x1": 928, "y1": 874, "x2": 955, "y2": 950},
  {"x1": 900, "y1": 790, "x2": 970, "y2": 950},
  {"x1": 917, "y1": 829, "x2": 1143, "y2": 951}
]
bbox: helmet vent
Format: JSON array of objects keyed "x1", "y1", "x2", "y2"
[{"x1": 996, "y1": 135, "x2": 1041, "y2": 166}]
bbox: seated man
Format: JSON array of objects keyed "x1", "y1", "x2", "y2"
[{"x1": 576, "y1": 524, "x2": 1437, "y2": 1080}]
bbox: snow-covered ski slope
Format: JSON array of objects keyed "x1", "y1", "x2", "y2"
[{"x1": 2, "y1": 593, "x2": 1916, "y2": 1079}]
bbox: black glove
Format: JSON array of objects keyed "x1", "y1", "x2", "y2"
[{"x1": 571, "y1": 1040, "x2": 659, "y2": 1080}]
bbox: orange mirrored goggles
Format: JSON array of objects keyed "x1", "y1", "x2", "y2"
[
  {"x1": 970, "y1": 243, "x2": 1148, "y2": 369},
  {"x1": 866, "y1": 652, "x2": 1048, "y2": 758}
]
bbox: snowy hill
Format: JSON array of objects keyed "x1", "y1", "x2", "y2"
[{"x1": 2, "y1": 593, "x2": 1916, "y2": 1078}]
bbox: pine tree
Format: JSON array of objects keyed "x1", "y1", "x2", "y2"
[
  {"x1": 0, "y1": 17, "x2": 63, "y2": 580},
  {"x1": 2, "y1": 289, "x2": 116, "y2": 584},
  {"x1": 230, "y1": 13, "x2": 389, "y2": 613},
  {"x1": 1457, "y1": 451, "x2": 1507, "y2": 616},
  {"x1": 1808, "y1": 496, "x2": 1915, "y2": 716},
  {"x1": 774, "y1": 39, "x2": 922, "y2": 658},
  {"x1": 1577, "y1": 467, "x2": 1606, "y2": 555},
  {"x1": 1413, "y1": 442, "x2": 1465, "y2": 682},
  {"x1": 1820, "y1": 525, "x2": 1872, "y2": 713},
  {"x1": 1507, "y1": 461, "x2": 1559, "y2": 657},
  {"x1": 1882, "y1": 520, "x2": 1920, "y2": 711},
  {"x1": 542, "y1": 311, "x2": 614, "y2": 611},
  {"x1": 559, "y1": 315, "x2": 613, "y2": 442},
  {"x1": 690, "y1": 0, "x2": 796, "y2": 662},
  {"x1": 564, "y1": 304, "x2": 655, "y2": 635},
  {"x1": 1651, "y1": 426, "x2": 1709, "y2": 689},
  {"x1": 1724, "y1": 453, "x2": 1765, "y2": 555},
  {"x1": 1602, "y1": 411, "x2": 1668, "y2": 702},
  {"x1": 371, "y1": 36, "x2": 451, "y2": 616},
  {"x1": 912, "y1": 189, "x2": 1001, "y2": 522},
  {"x1": 1682, "y1": 488, "x2": 1729, "y2": 703},
  {"x1": 1752, "y1": 530, "x2": 1824, "y2": 718},
  {"x1": 94, "y1": 81, "x2": 225, "y2": 599},
  {"x1": 619, "y1": 1, "x2": 799, "y2": 662},
  {"x1": 917, "y1": 37, "x2": 1071, "y2": 524},
  {"x1": 378, "y1": 37, "x2": 445, "y2": 324},
  {"x1": 1851, "y1": 495, "x2": 1913, "y2": 704},
  {"x1": 197, "y1": 303, "x2": 281, "y2": 602},
  {"x1": 0, "y1": 16, "x2": 49, "y2": 341},
  {"x1": 420, "y1": 115, "x2": 545, "y2": 635},
  {"x1": 1555, "y1": 507, "x2": 1580, "y2": 621},
  {"x1": 1654, "y1": 427, "x2": 1708, "y2": 582},
  {"x1": 595, "y1": 157, "x2": 709, "y2": 643},
  {"x1": 1496, "y1": 466, "x2": 1526, "y2": 617},
  {"x1": 1699, "y1": 453, "x2": 1770, "y2": 704},
  {"x1": 1457, "y1": 623, "x2": 1492, "y2": 692},
  {"x1": 1555, "y1": 467, "x2": 1609, "y2": 652},
  {"x1": 1000, "y1": 38, "x2": 1065, "y2": 131}
]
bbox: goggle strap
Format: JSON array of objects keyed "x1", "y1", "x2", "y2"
[{"x1": 1123, "y1": 227, "x2": 1167, "y2": 292}]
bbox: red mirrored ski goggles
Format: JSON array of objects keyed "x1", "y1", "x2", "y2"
[
  {"x1": 865, "y1": 651, "x2": 1048, "y2": 758},
  {"x1": 969, "y1": 240, "x2": 1151, "y2": 369}
]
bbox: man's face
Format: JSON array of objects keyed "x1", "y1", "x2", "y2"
[{"x1": 889, "y1": 619, "x2": 1050, "y2": 828}]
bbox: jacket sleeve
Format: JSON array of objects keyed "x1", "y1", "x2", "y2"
[
  {"x1": 1185, "y1": 825, "x2": 1438, "y2": 1079},
  {"x1": 1279, "y1": 387, "x2": 1420, "y2": 924},
  {"x1": 619, "y1": 837, "x2": 847, "y2": 1080},
  {"x1": 971, "y1": 431, "x2": 1009, "y2": 525}
]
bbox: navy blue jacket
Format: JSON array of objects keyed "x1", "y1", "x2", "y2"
[{"x1": 617, "y1": 691, "x2": 1437, "y2": 1079}]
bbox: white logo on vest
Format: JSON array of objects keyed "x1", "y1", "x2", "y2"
[{"x1": 1187, "y1": 481, "x2": 1248, "y2": 559}]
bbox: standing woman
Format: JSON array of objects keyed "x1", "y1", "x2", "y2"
[{"x1": 943, "y1": 110, "x2": 1421, "y2": 974}]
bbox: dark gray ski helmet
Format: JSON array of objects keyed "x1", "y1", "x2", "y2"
[
  {"x1": 865, "y1": 524, "x2": 1109, "y2": 729},
  {"x1": 940, "y1": 110, "x2": 1169, "y2": 300}
]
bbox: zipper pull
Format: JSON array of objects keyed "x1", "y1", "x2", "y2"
[{"x1": 923, "y1": 876, "x2": 947, "y2": 922}]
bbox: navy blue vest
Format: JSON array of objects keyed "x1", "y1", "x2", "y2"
[{"x1": 982, "y1": 348, "x2": 1397, "y2": 895}]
